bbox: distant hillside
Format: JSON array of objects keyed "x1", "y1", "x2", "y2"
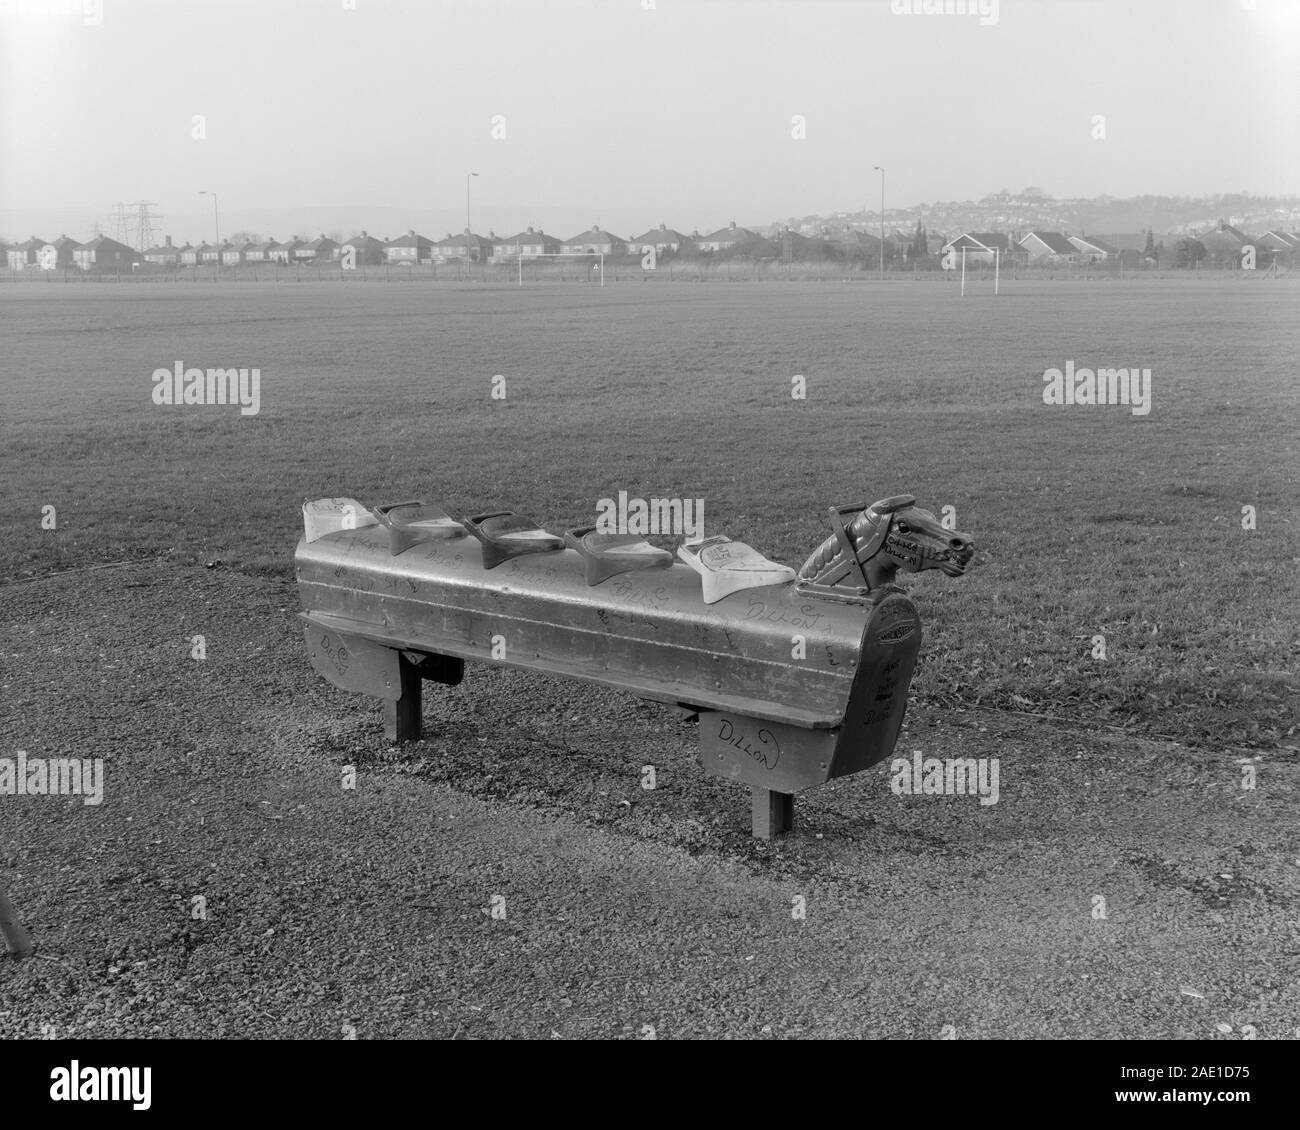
[{"x1": 770, "y1": 191, "x2": 1300, "y2": 241}]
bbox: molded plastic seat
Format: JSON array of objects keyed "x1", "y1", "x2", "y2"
[
  {"x1": 564, "y1": 526, "x2": 674, "y2": 586},
  {"x1": 302, "y1": 497, "x2": 377, "y2": 543},
  {"x1": 464, "y1": 511, "x2": 564, "y2": 570},
  {"x1": 372, "y1": 500, "x2": 466, "y2": 556},
  {"x1": 676, "y1": 535, "x2": 796, "y2": 604}
]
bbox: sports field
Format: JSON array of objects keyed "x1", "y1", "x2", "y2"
[{"x1": 3, "y1": 277, "x2": 1296, "y2": 747}]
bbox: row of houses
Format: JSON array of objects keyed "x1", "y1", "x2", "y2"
[
  {"x1": 945, "y1": 224, "x2": 1300, "y2": 267},
  {"x1": 2, "y1": 232, "x2": 345, "y2": 270},
  {"x1": 8, "y1": 220, "x2": 1299, "y2": 272},
  {"x1": 2, "y1": 220, "x2": 758, "y2": 271},
  {"x1": 4, "y1": 234, "x2": 141, "y2": 272}
]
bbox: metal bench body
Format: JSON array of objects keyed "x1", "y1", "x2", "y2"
[{"x1": 295, "y1": 495, "x2": 973, "y2": 838}]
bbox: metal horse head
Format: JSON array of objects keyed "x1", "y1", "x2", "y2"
[{"x1": 797, "y1": 495, "x2": 975, "y2": 594}]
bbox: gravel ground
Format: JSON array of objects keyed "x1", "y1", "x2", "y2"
[{"x1": 1, "y1": 562, "x2": 1297, "y2": 1039}]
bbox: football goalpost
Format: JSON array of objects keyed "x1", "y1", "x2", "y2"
[
  {"x1": 509, "y1": 251, "x2": 605, "y2": 287},
  {"x1": 960, "y1": 246, "x2": 1000, "y2": 296}
]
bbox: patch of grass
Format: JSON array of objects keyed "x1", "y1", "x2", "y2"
[{"x1": 2, "y1": 277, "x2": 1296, "y2": 748}]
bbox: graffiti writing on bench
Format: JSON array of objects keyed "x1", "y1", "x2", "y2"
[
  {"x1": 717, "y1": 717, "x2": 782, "y2": 771},
  {"x1": 318, "y1": 632, "x2": 350, "y2": 675},
  {"x1": 343, "y1": 535, "x2": 387, "y2": 557},
  {"x1": 609, "y1": 577, "x2": 670, "y2": 611},
  {"x1": 742, "y1": 596, "x2": 825, "y2": 631},
  {"x1": 860, "y1": 657, "x2": 904, "y2": 725}
]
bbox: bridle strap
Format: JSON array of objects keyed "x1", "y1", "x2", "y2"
[{"x1": 817, "y1": 505, "x2": 888, "y2": 588}]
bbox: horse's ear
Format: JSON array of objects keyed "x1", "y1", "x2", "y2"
[{"x1": 868, "y1": 495, "x2": 916, "y2": 515}]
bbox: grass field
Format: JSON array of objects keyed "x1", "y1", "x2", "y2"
[{"x1": 2, "y1": 277, "x2": 1296, "y2": 749}]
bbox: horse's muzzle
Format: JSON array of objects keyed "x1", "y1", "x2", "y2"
[{"x1": 938, "y1": 539, "x2": 976, "y2": 576}]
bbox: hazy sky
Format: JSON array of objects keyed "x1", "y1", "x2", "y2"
[{"x1": 2, "y1": 0, "x2": 1297, "y2": 241}]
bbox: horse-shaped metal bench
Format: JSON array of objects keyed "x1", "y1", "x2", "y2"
[{"x1": 295, "y1": 494, "x2": 974, "y2": 838}]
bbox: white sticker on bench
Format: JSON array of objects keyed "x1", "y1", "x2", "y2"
[
  {"x1": 677, "y1": 537, "x2": 796, "y2": 604},
  {"x1": 303, "y1": 498, "x2": 378, "y2": 542}
]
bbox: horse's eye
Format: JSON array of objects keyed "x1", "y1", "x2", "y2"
[{"x1": 897, "y1": 522, "x2": 910, "y2": 533}]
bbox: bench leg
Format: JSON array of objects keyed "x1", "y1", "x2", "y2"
[
  {"x1": 0, "y1": 887, "x2": 32, "y2": 958},
  {"x1": 383, "y1": 653, "x2": 423, "y2": 743},
  {"x1": 751, "y1": 787, "x2": 794, "y2": 840}
]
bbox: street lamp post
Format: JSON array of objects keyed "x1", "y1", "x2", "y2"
[
  {"x1": 466, "y1": 172, "x2": 478, "y2": 263},
  {"x1": 199, "y1": 190, "x2": 220, "y2": 250},
  {"x1": 872, "y1": 166, "x2": 884, "y2": 279}
]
